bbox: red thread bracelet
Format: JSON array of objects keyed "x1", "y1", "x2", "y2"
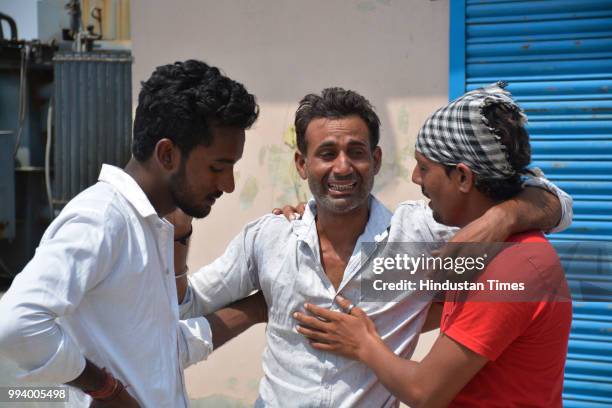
[{"x1": 86, "y1": 368, "x2": 122, "y2": 400}]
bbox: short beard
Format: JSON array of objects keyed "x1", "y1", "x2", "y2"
[
  {"x1": 308, "y1": 173, "x2": 373, "y2": 215},
  {"x1": 431, "y1": 209, "x2": 444, "y2": 224},
  {"x1": 169, "y1": 163, "x2": 211, "y2": 219}
]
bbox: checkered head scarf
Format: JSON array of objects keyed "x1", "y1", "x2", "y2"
[{"x1": 416, "y1": 81, "x2": 528, "y2": 179}]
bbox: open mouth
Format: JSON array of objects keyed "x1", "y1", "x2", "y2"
[{"x1": 328, "y1": 182, "x2": 357, "y2": 192}]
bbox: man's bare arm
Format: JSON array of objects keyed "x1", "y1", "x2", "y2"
[
  {"x1": 272, "y1": 186, "x2": 564, "y2": 242},
  {"x1": 421, "y1": 302, "x2": 443, "y2": 333},
  {"x1": 165, "y1": 210, "x2": 268, "y2": 348},
  {"x1": 66, "y1": 359, "x2": 107, "y2": 393},
  {"x1": 293, "y1": 298, "x2": 486, "y2": 407},
  {"x1": 67, "y1": 360, "x2": 139, "y2": 407},
  {"x1": 359, "y1": 333, "x2": 486, "y2": 407},
  {"x1": 499, "y1": 187, "x2": 562, "y2": 234},
  {"x1": 206, "y1": 291, "x2": 268, "y2": 349},
  {"x1": 174, "y1": 238, "x2": 189, "y2": 303},
  {"x1": 165, "y1": 209, "x2": 192, "y2": 303},
  {"x1": 451, "y1": 187, "x2": 562, "y2": 244}
]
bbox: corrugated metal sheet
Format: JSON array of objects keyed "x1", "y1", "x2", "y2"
[
  {"x1": 451, "y1": 0, "x2": 612, "y2": 405},
  {"x1": 53, "y1": 51, "x2": 132, "y2": 204},
  {"x1": 0, "y1": 131, "x2": 15, "y2": 240}
]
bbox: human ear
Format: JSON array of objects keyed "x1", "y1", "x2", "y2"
[
  {"x1": 295, "y1": 150, "x2": 307, "y2": 180},
  {"x1": 154, "y1": 138, "x2": 181, "y2": 172},
  {"x1": 372, "y1": 146, "x2": 382, "y2": 175},
  {"x1": 455, "y1": 163, "x2": 474, "y2": 193}
]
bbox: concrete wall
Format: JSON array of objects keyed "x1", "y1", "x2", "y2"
[{"x1": 131, "y1": 1, "x2": 449, "y2": 405}]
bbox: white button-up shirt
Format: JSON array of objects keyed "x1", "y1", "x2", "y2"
[
  {"x1": 181, "y1": 175, "x2": 572, "y2": 407},
  {"x1": 0, "y1": 164, "x2": 213, "y2": 407}
]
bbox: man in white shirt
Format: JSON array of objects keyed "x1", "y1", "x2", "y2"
[
  {"x1": 0, "y1": 60, "x2": 264, "y2": 407},
  {"x1": 176, "y1": 87, "x2": 573, "y2": 407}
]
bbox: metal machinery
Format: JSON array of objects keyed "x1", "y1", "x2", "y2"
[{"x1": 0, "y1": 2, "x2": 132, "y2": 278}]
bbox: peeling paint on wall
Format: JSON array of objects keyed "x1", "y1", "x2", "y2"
[
  {"x1": 239, "y1": 126, "x2": 309, "y2": 209},
  {"x1": 397, "y1": 105, "x2": 410, "y2": 135},
  {"x1": 239, "y1": 177, "x2": 259, "y2": 210}
]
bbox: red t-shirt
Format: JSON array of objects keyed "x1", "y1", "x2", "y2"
[{"x1": 441, "y1": 231, "x2": 572, "y2": 407}]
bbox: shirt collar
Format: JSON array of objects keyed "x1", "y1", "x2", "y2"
[
  {"x1": 291, "y1": 194, "x2": 393, "y2": 247},
  {"x1": 98, "y1": 164, "x2": 158, "y2": 218},
  {"x1": 361, "y1": 196, "x2": 393, "y2": 243}
]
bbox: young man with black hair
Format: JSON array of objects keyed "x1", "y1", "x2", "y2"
[
  {"x1": 293, "y1": 83, "x2": 572, "y2": 407},
  {"x1": 0, "y1": 60, "x2": 264, "y2": 407},
  {"x1": 177, "y1": 86, "x2": 573, "y2": 407}
]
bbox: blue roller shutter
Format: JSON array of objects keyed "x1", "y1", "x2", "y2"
[{"x1": 450, "y1": 1, "x2": 612, "y2": 406}]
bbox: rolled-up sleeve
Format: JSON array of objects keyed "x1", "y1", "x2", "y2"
[
  {"x1": 522, "y1": 168, "x2": 574, "y2": 233},
  {"x1": 180, "y1": 217, "x2": 266, "y2": 319},
  {"x1": 0, "y1": 210, "x2": 118, "y2": 383},
  {"x1": 177, "y1": 317, "x2": 213, "y2": 368}
]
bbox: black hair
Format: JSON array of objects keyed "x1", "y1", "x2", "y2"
[
  {"x1": 132, "y1": 59, "x2": 259, "y2": 161},
  {"x1": 294, "y1": 87, "x2": 380, "y2": 154},
  {"x1": 445, "y1": 103, "x2": 531, "y2": 201}
]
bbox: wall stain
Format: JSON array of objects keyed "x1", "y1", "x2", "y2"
[{"x1": 239, "y1": 176, "x2": 259, "y2": 210}]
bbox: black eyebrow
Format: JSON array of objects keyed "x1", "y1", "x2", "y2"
[
  {"x1": 315, "y1": 139, "x2": 368, "y2": 150},
  {"x1": 347, "y1": 141, "x2": 368, "y2": 147},
  {"x1": 315, "y1": 141, "x2": 337, "y2": 150}
]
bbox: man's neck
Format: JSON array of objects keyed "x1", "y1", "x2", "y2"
[
  {"x1": 455, "y1": 193, "x2": 497, "y2": 228},
  {"x1": 313, "y1": 201, "x2": 371, "y2": 289},
  {"x1": 315, "y1": 203, "x2": 370, "y2": 245},
  {"x1": 124, "y1": 158, "x2": 175, "y2": 217}
]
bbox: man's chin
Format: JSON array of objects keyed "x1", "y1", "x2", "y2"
[
  {"x1": 179, "y1": 204, "x2": 211, "y2": 219},
  {"x1": 318, "y1": 196, "x2": 365, "y2": 214},
  {"x1": 431, "y1": 209, "x2": 448, "y2": 226}
]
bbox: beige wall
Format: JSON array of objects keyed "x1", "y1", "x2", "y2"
[{"x1": 132, "y1": 0, "x2": 448, "y2": 405}]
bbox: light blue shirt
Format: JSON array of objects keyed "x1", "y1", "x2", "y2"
[{"x1": 182, "y1": 177, "x2": 572, "y2": 407}]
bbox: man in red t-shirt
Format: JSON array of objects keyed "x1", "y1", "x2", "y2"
[
  {"x1": 293, "y1": 83, "x2": 572, "y2": 407},
  {"x1": 440, "y1": 230, "x2": 572, "y2": 407}
]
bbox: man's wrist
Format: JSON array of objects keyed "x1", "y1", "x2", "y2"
[
  {"x1": 174, "y1": 225, "x2": 193, "y2": 245},
  {"x1": 67, "y1": 359, "x2": 108, "y2": 393},
  {"x1": 358, "y1": 333, "x2": 386, "y2": 366},
  {"x1": 85, "y1": 368, "x2": 124, "y2": 401},
  {"x1": 175, "y1": 265, "x2": 189, "y2": 279}
]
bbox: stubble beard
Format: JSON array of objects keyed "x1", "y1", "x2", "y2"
[
  {"x1": 169, "y1": 167, "x2": 211, "y2": 219},
  {"x1": 308, "y1": 173, "x2": 374, "y2": 215}
]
